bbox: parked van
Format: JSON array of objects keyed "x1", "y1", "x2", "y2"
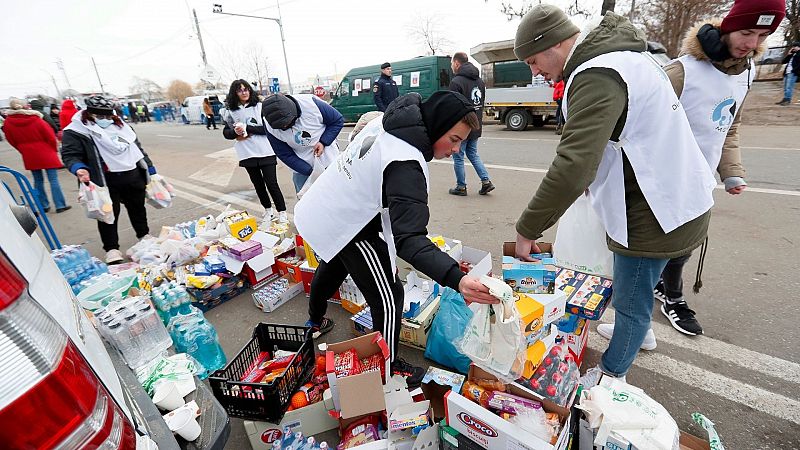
[
  {"x1": 180, "y1": 94, "x2": 223, "y2": 125},
  {"x1": 331, "y1": 55, "x2": 454, "y2": 123}
]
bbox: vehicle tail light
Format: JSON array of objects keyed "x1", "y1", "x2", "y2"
[{"x1": 0, "y1": 252, "x2": 136, "y2": 449}]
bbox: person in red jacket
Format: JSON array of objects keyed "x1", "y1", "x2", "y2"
[
  {"x1": 59, "y1": 98, "x2": 79, "y2": 131},
  {"x1": 552, "y1": 80, "x2": 565, "y2": 135},
  {"x1": 4, "y1": 98, "x2": 71, "y2": 213}
]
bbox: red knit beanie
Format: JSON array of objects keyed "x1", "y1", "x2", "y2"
[{"x1": 721, "y1": 0, "x2": 785, "y2": 34}]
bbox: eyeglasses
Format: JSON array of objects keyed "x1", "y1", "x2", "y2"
[{"x1": 237, "y1": 88, "x2": 249, "y2": 94}]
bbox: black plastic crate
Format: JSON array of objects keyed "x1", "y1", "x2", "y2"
[{"x1": 209, "y1": 323, "x2": 314, "y2": 422}]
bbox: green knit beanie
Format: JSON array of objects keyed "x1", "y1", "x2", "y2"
[{"x1": 514, "y1": 4, "x2": 580, "y2": 61}]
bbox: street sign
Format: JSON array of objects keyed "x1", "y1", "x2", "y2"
[
  {"x1": 314, "y1": 86, "x2": 326, "y2": 97},
  {"x1": 199, "y1": 64, "x2": 221, "y2": 82}
]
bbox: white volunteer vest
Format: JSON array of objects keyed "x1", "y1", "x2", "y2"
[
  {"x1": 228, "y1": 103, "x2": 275, "y2": 161},
  {"x1": 294, "y1": 118, "x2": 430, "y2": 273},
  {"x1": 264, "y1": 94, "x2": 339, "y2": 171},
  {"x1": 676, "y1": 55, "x2": 752, "y2": 173},
  {"x1": 563, "y1": 51, "x2": 716, "y2": 247}
]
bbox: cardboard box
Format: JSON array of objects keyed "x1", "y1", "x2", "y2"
[
  {"x1": 450, "y1": 245, "x2": 493, "y2": 278},
  {"x1": 399, "y1": 297, "x2": 440, "y2": 350},
  {"x1": 299, "y1": 261, "x2": 340, "y2": 300},
  {"x1": 556, "y1": 318, "x2": 589, "y2": 367},
  {"x1": 501, "y1": 242, "x2": 557, "y2": 294},
  {"x1": 578, "y1": 420, "x2": 711, "y2": 450},
  {"x1": 274, "y1": 252, "x2": 304, "y2": 283},
  {"x1": 516, "y1": 292, "x2": 567, "y2": 346},
  {"x1": 325, "y1": 332, "x2": 391, "y2": 419},
  {"x1": 522, "y1": 324, "x2": 558, "y2": 379},
  {"x1": 252, "y1": 275, "x2": 305, "y2": 313},
  {"x1": 340, "y1": 276, "x2": 367, "y2": 314},
  {"x1": 225, "y1": 239, "x2": 263, "y2": 261},
  {"x1": 397, "y1": 235, "x2": 463, "y2": 280},
  {"x1": 420, "y1": 367, "x2": 465, "y2": 420},
  {"x1": 402, "y1": 272, "x2": 438, "y2": 320},
  {"x1": 555, "y1": 268, "x2": 612, "y2": 320},
  {"x1": 228, "y1": 216, "x2": 259, "y2": 241},
  {"x1": 242, "y1": 400, "x2": 338, "y2": 449},
  {"x1": 445, "y1": 366, "x2": 571, "y2": 450}
]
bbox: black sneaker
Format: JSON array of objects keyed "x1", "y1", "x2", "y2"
[
  {"x1": 391, "y1": 358, "x2": 425, "y2": 388},
  {"x1": 56, "y1": 205, "x2": 72, "y2": 213},
  {"x1": 449, "y1": 185, "x2": 467, "y2": 196},
  {"x1": 305, "y1": 317, "x2": 335, "y2": 339},
  {"x1": 478, "y1": 181, "x2": 495, "y2": 195},
  {"x1": 660, "y1": 301, "x2": 703, "y2": 335},
  {"x1": 653, "y1": 280, "x2": 669, "y2": 304}
]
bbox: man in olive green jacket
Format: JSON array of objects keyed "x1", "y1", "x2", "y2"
[{"x1": 513, "y1": 6, "x2": 716, "y2": 378}]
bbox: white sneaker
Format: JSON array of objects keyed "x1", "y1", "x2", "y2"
[
  {"x1": 105, "y1": 249, "x2": 124, "y2": 264},
  {"x1": 580, "y1": 366, "x2": 627, "y2": 387},
  {"x1": 263, "y1": 208, "x2": 276, "y2": 223},
  {"x1": 596, "y1": 323, "x2": 657, "y2": 351},
  {"x1": 278, "y1": 210, "x2": 288, "y2": 223}
]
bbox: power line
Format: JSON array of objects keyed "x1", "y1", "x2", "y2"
[{"x1": 98, "y1": 26, "x2": 192, "y2": 65}]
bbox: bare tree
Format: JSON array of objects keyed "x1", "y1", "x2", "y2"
[
  {"x1": 130, "y1": 77, "x2": 163, "y2": 102},
  {"x1": 494, "y1": 0, "x2": 596, "y2": 20},
  {"x1": 406, "y1": 13, "x2": 454, "y2": 56},
  {"x1": 786, "y1": 0, "x2": 800, "y2": 44},
  {"x1": 635, "y1": 0, "x2": 731, "y2": 57},
  {"x1": 166, "y1": 79, "x2": 194, "y2": 104}
]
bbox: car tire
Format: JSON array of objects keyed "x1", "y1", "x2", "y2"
[{"x1": 506, "y1": 109, "x2": 529, "y2": 131}]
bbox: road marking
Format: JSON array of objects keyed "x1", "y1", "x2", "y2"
[
  {"x1": 599, "y1": 308, "x2": 800, "y2": 383},
  {"x1": 479, "y1": 135, "x2": 800, "y2": 151},
  {"x1": 431, "y1": 160, "x2": 800, "y2": 197},
  {"x1": 188, "y1": 147, "x2": 239, "y2": 186},
  {"x1": 156, "y1": 134, "x2": 183, "y2": 138},
  {"x1": 587, "y1": 338, "x2": 800, "y2": 426},
  {"x1": 167, "y1": 177, "x2": 265, "y2": 212},
  {"x1": 171, "y1": 188, "x2": 227, "y2": 212}
]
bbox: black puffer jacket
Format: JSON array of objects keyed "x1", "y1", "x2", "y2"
[
  {"x1": 354, "y1": 94, "x2": 465, "y2": 291},
  {"x1": 449, "y1": 62, "x2": 485, "y2": 139}
]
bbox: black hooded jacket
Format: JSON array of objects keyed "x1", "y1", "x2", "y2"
[
  {"x1": 449, "y1": 61, "x2": 485, "y2": 139},
  {"x1": 353, "y1": 94, "x2": 465, "y2": 291}
]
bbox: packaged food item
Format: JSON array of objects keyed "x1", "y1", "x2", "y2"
[
  {"x1": 360, "y1": 353, "x2": 386, "y2": 380},
  {"x1": 262, "y1": 353, "x2": 296, "y2": 372},
  {"x1": 315, "y1": 354, "x2": 327, "y2": 376},
  {"x1": 461, "y1": 381, "x2": 490, "y2": 408},
  {"x1": 337, "y1": 416, "x2": 381, "y2": 450},
  {"x1": 517, "y1": 344, "x2": 579, "y2": 407},
  {"x1": 334, "y1": 348, "x2": 363, "y2": 378},
  {"x1": 487, "y1": 391, "x2": 543, "y2": 415},
  {"x1": 473, "y1": 378, "x2": 506, "y2": 392},
  {"x1": 261, "y1": 370, "x2": 285, "y2": 384},
  {"x1": 240, "y1": 351, "x2": 270, "y2": 383}
]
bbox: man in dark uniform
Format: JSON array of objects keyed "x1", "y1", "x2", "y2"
[{"x1": 373, "y1": 62, "x2": 399, "y2": 112}]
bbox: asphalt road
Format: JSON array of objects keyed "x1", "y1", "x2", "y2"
[{"x1": 1, "y1": 120, "x2": 798, "y2": 449}]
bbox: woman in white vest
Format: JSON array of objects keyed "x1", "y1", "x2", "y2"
[
  {"x1": 261, "y1": 93, "x2": 344, "y2": 193},
  {"x1": 512, "y1": 7, "x2": 716, "y2": 380},
  {"x1": 222, "y1": 80, "x2": 287, "y2": 223},
  {"x1": 294, "y1": 92, "x2": 497, "y2": 387},
  {"x1": 598, "y1": 0, "x2": 784, "y2": 342}
]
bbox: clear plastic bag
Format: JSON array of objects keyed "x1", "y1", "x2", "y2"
[
  {"x1": 78, "y1": 181, "x2": 115, "y2": 224},
  {"x1": 554, "y1": 194, "x2": 614, "y2": 278},
  {"x1": 146, "y1": 174, "x2": 175, "y2": 209}
]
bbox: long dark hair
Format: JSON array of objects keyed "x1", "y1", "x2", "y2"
[{"x1": 227, "y1": 79, "x2": 259, "y2": 111}]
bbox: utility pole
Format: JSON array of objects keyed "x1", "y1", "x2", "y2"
[
  {"x1": 90, "y1": 56, "x2": 105, "y2": 95},
  {"x1": 212, "y1": 3, "x2": 294, "y2": 94},
  {"x1": 56, "y1": 59, "x2": 71, "y2": 89},
  {"x1": 193, "y1": 8, "x2": 208, "y2": 66},
  {"x1": 49, "y1": 74, "x2": 61, "y2": 98}
]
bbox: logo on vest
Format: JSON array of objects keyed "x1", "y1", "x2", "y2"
[
  {"x1": 470, "y1": 87, "x2": 482, "y2": 107},
  {"x1": 294, "y1": 130, "x2": 313, "y2": 146},
  {"x1": 338, "y1": 133, "x2": 377, "y2": 180},
  {"x1": 711, "y1": 97, "x2": 737, "y2": 132}
]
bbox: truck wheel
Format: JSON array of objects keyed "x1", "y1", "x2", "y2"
[
  {"x1": 506, "y1": 110, "x2": 529, "y2": 131},
  {"x1": 531, "y1": 115, "x2": 545, "y2": 127}
]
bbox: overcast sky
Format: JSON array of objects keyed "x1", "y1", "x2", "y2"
[{"x1": 0, "y1": 0, "x2": 616, "y2": 99}]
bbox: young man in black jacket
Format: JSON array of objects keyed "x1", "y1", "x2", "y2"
[
  {"x1": 777, "y1": 42, "x2": 800, "y2": 105},
  {"x1": 294, "y1": 91, "x2": 497, "y2": 387},
  {"x1": 447, "y1": 53, "x2": 494, "y2": 196}
]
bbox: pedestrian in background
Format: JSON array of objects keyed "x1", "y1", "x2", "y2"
[
  {"x1": 127, "y1": 102, "x2": 139, "y2": 123},
  {"x1": 142, "y1": 104, "x2": 151, "y2": 122},
  {"x1": 261, "y1": 92, "x2": 344, "y2": 193},
  {"x1": 552, "y1": 80, "x2": 565, "y2": 135},
  {"x1": 30, "y1": 98, "x2": 58, "y2": 135},
  {"x1": 776, "y1": 42, "x2": 800, "y2": 105},
  {"x1": 3, "y1": 98, "x2": 71, "y2": 213},
  {"x1": 49, "y1": 105, "x2": 61, "y2": 132},
  {"x1": 59, "y1": 98, "x2": 78, "y2": 130},
  {"x1": 223, "y1": 80, "x2": 287, "y2": 223},
  {"x1": 137, "y1": 104, "x2": 145, "y2": 122},
  {"x1": 447, "y1": 52, "x2": 494, "y2": 196},
  {"x1": 373, "y1": 62, "x2": 399, "y2": 112},
  {"x1": 61, "y1": 95, "x2": 157, "y2": 264},
  {"x1": 203, "y1": 98, "x2": 218, "y2": 130}
]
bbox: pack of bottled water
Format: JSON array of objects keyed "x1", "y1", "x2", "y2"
[
  {"x1": 94, "y1": 296, "x2": 173, "y2": 369},
  {"x1": 273, "y1": 428, "x2": 329, "y2": 450},
  {"x1": 166, "y1": 304, "x2": 227, "y2": 378},
  {"x1": 151, "y1": 281, "x2": 194, "y2": 324},
  {"x1": 52, "y1": 245, "x2": 109, "y2": 294}
]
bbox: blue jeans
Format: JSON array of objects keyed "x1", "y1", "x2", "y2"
[
  {"x1": 600, "y1": 253, "x2": 669, "y2": 377},
  {"x1": 31, "y1": 168, "x2": 67, "y2": 210},
  {"x1": 783, "y1": 73, "x2": 797, "y2": 101},
  {"x1": 293, "y1": 172, "x2": 309, "y2": 193},
  {"x1": 452, "y1": 139, "x2": 490, "y2": 187}
]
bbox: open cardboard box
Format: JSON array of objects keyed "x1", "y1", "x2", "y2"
[
  {"x1": 402, "y1": 272, "x2": 438, "y2": 320},
  {"x1": 326, "y1": 332, "x2": 391, "y2": 419},
  {"x1": 243, "y1": 399, "x2": 338, "y2": 449},
  {"x1": 502, "y1": 242, "x2": 557, "y2": 294},
  {"x1": 400, "y1": 297, "x2": 440, "y2": 350},
  {"x1": 420, "y1": 367, "x2": 465, "y2": 420},
  {"x1": 252, "y1": 274, "x2": 305, "y2": 313},
  {"x1": 445, "y1": 365, "x2": 572, "y2": 450}
]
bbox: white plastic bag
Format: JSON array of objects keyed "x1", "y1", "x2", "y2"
[
  {"x1": 578, "y1": 377, "x2": 680, "y2": 450},
  {"x1": 146, "y1": 174, "x2": 175, "y2": 209},
  {"x1": 78, "y1": 181, "x2": 115, "y2": 224},
  {"x1": 296, "y1": 156, "x2": 327, "y2": 199},
  {"x1": 457, "y1": 276, "x2": 526, "y2": 382},
  {"x1": 554, "y1": 194, "x2": 614, "y2": 277}
]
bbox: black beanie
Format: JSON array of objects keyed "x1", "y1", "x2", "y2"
[
  {"x1": 420, "y1": 91, "x2": 475, "y2": 144},
  {"x1": 261, "y1": 94, "x2": 300, "y2": 130}
]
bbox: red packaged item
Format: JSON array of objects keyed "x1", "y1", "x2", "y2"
[
  {"x1": 360, "y1": 353, "x2": 386, "y2": 380},
  {"x1": 261, "y1": 352, "x2": 296, "y2": 372},
  {"x1": 334, "y1": 348, "x2": 363, "y2": 378},
  {"x1": 461, "y1": 381, "x2": 490, "y2": 408},
  {"x1": 240, "y1": 351, "x2": 270, "y2": 383},
  {"x1": 337, "y1": 415, "x2": 381, "y2": 450},
  {"x1": 473, "y1": 378, "x2": 506, "y2": 392}
]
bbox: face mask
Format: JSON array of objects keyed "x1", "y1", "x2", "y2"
[{"x1": 95, "y1": 118, "x2": 113, "y2": 128}]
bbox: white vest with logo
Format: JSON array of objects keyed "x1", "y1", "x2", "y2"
[
  {"x1": 563, "y1": 51, "x2": 716, "y2": 247},
  {"x1": 263, "y1": 94, "x2": 339, "y2": 171},
  {"x1": 227, "y1": 102, "x2": 275, "y2": 161},
  {"x1": 294, "y1": 118, "x2": 430, "y2": 272},
  {"x1": 676, "y1": 55, "x2": 752, "y2": 174}
]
